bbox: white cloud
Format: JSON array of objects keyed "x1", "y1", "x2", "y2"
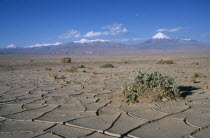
[
  {"x1": 157, "y1": 27, "x2": 182, "y2": 32},
  {"x1": 73, "y1": 39, "x2": 109, "y2": 43},
  {"x1": 26, "y1": 42, "x2": 62, "y2": 48},
  {"x1": 169, "y1": 27, "x2": 182, "y2": 32},
  {"x1": 157, "y1": 29, "x2": 169, "y2": 32},
  {"x1": 59, "y1": 24, "x2": 129, "y2": 39},
  {"x1": 58, "y1": 30, "x2": 81, "y2": 39},
  {"x1": 83, "y1": 24, "x2": 129, "y2": 37},
  {"x1": 103, "y1": 24, "x2": 129, "y2": 35},
  {"x1": 83, "y1": 31, "x2": 104, "y2": 37},
  {"x1": 7, "y1": 44, "x2": 16, "y2": 48}
]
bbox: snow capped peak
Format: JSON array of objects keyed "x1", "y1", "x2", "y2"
[
  {"x1": 73, "y1": 39, "x2": 110, "y2": 43},
  {"x1": 152, "y1": 32, "x2": 170, "y2": 39},
  {"x1": 7, "y1": 44, "x2": 16, "y2": 48},
  {"x1": 26, "y1": 42, "x2": 62, "y2": 48}
]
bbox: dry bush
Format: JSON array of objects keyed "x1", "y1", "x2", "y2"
[
  {"x1": 120, "y1": 71, "x2": 180, "y2": 103},
  {"x1": 60, "y1": 57, "x2": 71, "y2": 63},
  {"x1": 49, "y1": 73, "x2": 58, "y2": 79},
  {"x1": 82, "y1": 70, "x2": 87, "y2": 73},
  {"x1": 44, "y1": 67, "x2": 52, "y2": 71},
  {"x1": 77, "y1": 65, "x2": 85, "y2": 68},
  {"x1": 60, "y1": 66, "x2": 78, "y2": 73},
  {"x1": 100, "y1": 63, "x2": 114, "y2": 68},
  {"x1": 121, "y1": 60, "x2": 128, "y2": 63},
  {"x1": 49, "y1": 73, "x2": 65, "y2": 80},
  {"x1": 156, "y1": 59, "x2": 174, "y2": 64},
  {"x1": 191, "y1": 72, "x2": 206, "y2": 78},
  {"x1": 192, "y1": 62, "x2": 199, "y2": 65},
  {"x1": 29, "y1": 59, "x2": 34, "y2": 62}
]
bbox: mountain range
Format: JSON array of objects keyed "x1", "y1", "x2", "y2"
[{"x1": 1, "y1": 33, "x2": 210, "y2": 55}]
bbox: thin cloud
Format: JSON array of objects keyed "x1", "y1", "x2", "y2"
[
  {"x1": 103, "y1": 24, "x2": 129, "y2": 35},
  {"x1": 74, "y1": 39, "x2": 110, "y2": 43},
  {"x1": 84, "y1": 24, "x2": 129, "y2": 37},
  {"x1": 58, "y1": 30, "x2": 81, "y2": 39},
  {"x1": 83, "y1": 31, "x2": 105, "y2": 37},
  {"x1": 60, "y1": 24, "x2": 129, "y2": 38},
  {"x1": 157, "y1": 27, "x2": 182, "y2": 32}
]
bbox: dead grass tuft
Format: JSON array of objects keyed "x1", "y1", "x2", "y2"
[
  {"x1": 60, "y1": 57, "x2": 71, "y2": 63},
  {"x1": 156, "y1": 58, "x2": 174, "y2": 64},
  {"x1": 60, "y1": 66, "x2": 78, "y2": 73}
]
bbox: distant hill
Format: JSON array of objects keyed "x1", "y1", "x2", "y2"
[
  {"x1": 1, "y1": 33, "x2": 210, "y2": 55},
  {"x1": 131, "y1": 33, "x2": 210, "y2": 49}
]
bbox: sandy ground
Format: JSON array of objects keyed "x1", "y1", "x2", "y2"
[{"x1": 0, "y1": 55, "x2": 210, "y2": 138}]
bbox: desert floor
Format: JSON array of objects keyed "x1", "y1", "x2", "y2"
[{"x1": 0, "y1": 55, "x2": 210, "y2": 138}]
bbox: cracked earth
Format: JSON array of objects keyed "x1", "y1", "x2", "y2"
[{"x1": 0, "y1": 56, "x2": 210, "y2": 138}]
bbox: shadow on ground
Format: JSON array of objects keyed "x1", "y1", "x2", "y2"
[{"x1": 179, "y1": 86, "x2": 200, "y2": 98}]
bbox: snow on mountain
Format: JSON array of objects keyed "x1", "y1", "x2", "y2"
[
  {"x1": 73, "y1": 39, "x2": 110, "y2": 43},
  {"x1": 152, "y1": 32, "x2": 170, "y2": 39},
  {"x1": 7, "y1": 44, "x2": 16, "y2": 48},
  {"x1": 26, "y1": 42, "x2": 62, "y2": 48}
]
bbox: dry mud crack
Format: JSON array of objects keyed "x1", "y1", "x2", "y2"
[{"x1": 0, "y1": 56, "x2": 210, "y2": 137}]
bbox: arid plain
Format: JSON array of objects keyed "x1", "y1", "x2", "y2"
[{"x1": 0, "y1": 55, "x2": 210, "y2": 138}]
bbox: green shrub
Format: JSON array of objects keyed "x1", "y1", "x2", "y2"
[
  {"x1": 156, "y1": 59, "x2": 174, "y2": 64},
  {"x1": 121, "y1": 71, "x2": 180, "y2": 103},
  {"x1": 100, "y1": 63, "x2": 114, "y2": 68},
  {"x1": 60, "y1": 57, "x2": 71, "y2": 63}
]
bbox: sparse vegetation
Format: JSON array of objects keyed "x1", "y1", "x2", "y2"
[
  {"x1": 60, "y1": 66, "x2": 78, "y2": 73},
  {"x1": 49, "y1": 73, "x2": 65, "y2": 79},
  {"x1": 44, "y1": 67, "x2": 52, "y2": 71},
  {"x1": 192, "y1": 62, "x2": 199, "y2": 65},
  {"x1": 69, "y1": 66, "x2": 78, "y2": 72},
  {"x1": 77, "y1": 65, "x2": 85, "y2": 68},
  {"x1": 60, "y1": 57, "x2": 71, "y2": 63},
  {"x1": 100, "y1": 63, "x2": 114, "y2": 68},
  {"x1": 191, "y1": 72, "x2": 206, "y2": 78},
  {"x1": 156, "y1": 59, "x2": 174, "y2": 64},
  {"x1": 29, "y1": 59, "x2": 34, "y2": 62},
  {"x1": 82, "y1": 70, "x2": 87, "y2": 73},
  {"x1": 120, "y1": 71, "x2": 180, "y2": 103},
  {"x1": 49, "y1": 73, "x2": 58, "y2": 79},
  {"x1": 122, "y1": 60, "x2": 128, "y2": 63}
]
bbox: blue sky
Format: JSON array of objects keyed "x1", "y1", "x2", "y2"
[{"x1": 0, "y1": 0, "x2": 210, "y2": 48}]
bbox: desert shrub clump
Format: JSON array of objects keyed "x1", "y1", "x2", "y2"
[
  {"x1": 191, "y1": 72, "x2": 205, "y2": 78},
  {"x1": 60, "y1": 57, "x2": 71, "y2": 63},
  {"x1": 192, "y1": 62, "x2": 199, "y2": 65},
  {"x1": 120, "y1": 71, "x2": 180, "y2": 103},
  {"x1": 156, "y1": 59, "x2": 174, "y2": 64},
  {"x1": 100, "y1": 63, "x2": 114, "y2": 68},
  {"x1": 49, "y1": 73, "x2": 65, "y2": 79},
  {"x1": 77, "y1": 65, "x2": 85, "y2": 68},
  {"x1": 60, "y1": 66, "x2": 78, "y2": 73}
]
